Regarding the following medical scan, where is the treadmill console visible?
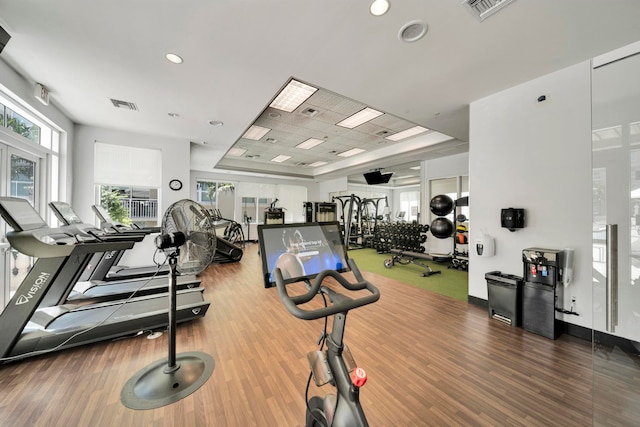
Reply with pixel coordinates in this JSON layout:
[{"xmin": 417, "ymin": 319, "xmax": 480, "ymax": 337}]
[{"xmin": 0, "ymin": 197, "xmax": 49, "ymax": 231}]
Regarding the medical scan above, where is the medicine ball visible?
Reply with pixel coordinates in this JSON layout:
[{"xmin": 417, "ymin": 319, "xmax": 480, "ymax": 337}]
[
  {"xmin": 430, "ymin": 194, "xmax": 454, "ymax": 216},
  {"xmin": 430, "ymin": 217, "xmax": 454, "ymax": 239}
]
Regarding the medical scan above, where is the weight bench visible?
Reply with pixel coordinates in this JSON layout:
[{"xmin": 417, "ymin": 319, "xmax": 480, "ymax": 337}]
[{"xmin": 383, "ymin": 249, "xmax": 451, "ymax": 277}]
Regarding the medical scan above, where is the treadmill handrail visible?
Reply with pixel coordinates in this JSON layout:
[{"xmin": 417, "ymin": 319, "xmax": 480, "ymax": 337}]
[{"xmin": 6, "ymin": 228, "xmax": 135, "ymax": 258}]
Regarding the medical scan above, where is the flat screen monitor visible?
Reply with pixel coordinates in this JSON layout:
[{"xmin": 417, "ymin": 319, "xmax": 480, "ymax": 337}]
[
  {"xmin": 257, "ymin": 221, "xmax": 349, "ymax": 288},
  {"xmin": 363, "ymin": 171, "xmax": 393, "ymax": 185},
  {"xmin": 49, "ymin": 201, "xmax": 84, "ymax": 225},
  {"xmin": 0, "ymin": 197, "xmax": 48, "ymax": 231}
]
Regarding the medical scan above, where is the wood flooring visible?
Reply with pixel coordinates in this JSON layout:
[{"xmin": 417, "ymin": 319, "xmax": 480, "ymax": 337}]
[{"xmin": 0, "ymin": 243, "xmax": 633, "ymax": 426}]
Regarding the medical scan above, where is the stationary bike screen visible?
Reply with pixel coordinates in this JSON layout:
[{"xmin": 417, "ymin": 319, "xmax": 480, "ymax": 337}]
[{"xmin": 257, "ymin": 222, "xmax": 348, "ymax": 288}]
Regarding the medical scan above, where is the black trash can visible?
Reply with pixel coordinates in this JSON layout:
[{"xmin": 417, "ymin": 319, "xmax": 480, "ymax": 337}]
[{"xmin": 485, "ymin": 271, "xmax": 523, "ymax": 327}]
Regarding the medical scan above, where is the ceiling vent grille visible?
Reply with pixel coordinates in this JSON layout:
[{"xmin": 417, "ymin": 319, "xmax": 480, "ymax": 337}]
[
  {"xmin": 463, "ymin": 0, "xmax": 515, "ymax": 21},
  {"xmin": 300, "ymin": 107, "xmax": 320, "ymax": 118},
  {"xmin": 110, "ymin": 98, "xmax": 138, "ymax": 111}
]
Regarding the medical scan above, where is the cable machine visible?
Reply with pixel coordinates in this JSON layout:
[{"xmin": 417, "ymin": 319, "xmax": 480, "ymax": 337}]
[
  {"xmin": 332, "ymin": 194, "xmax": 363, "ymax": 250},
  {"xmin": 361, "ymin": 196, "xmax": 388, "ymax": 243}
]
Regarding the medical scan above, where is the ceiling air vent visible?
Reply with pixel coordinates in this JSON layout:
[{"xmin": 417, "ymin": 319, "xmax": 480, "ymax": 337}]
[
  {"xmin": 110, "ymin": 98, "xmax": 138, "ymax": 111},
  {"xmin": 463, "ymin": 0, "xmax": 516, "ymax": 21},
  {"xmin": 300, "ymin": 107, "xmax": 320, "ymax": 118}
]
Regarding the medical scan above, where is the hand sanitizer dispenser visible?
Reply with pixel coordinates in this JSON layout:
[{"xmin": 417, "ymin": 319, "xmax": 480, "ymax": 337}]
[{"xmin": 475, "ymin": 234, "xmax": 495, "ymax": 257}]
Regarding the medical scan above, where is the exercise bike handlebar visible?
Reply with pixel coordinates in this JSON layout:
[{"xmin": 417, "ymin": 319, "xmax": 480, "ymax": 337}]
[{"xmin": 274, "ymin": 258, "xmax": 380, "ymax": 321}]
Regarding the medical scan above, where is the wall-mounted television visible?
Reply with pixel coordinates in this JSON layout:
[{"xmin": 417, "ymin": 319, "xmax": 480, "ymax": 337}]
[
  {"xmin": 257, "ymin": 221, "xmax": 349, "ymax": 288},
  {"xmin": 363, "ymin": 171, "xmax": 392, "ymax": 185}
]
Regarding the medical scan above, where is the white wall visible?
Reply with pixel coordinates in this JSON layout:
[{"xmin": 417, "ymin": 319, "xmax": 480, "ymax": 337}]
[
  {"xmin": 469, "ymin": 61, "xmax": 593, "ymax": 329},
  {"xmin": 314, "ymin": 176, "xmax": 348, "ymax": 202},
  {"xmin": 73, "ymin": 125, "xmax": 191, "ymax": 226}
]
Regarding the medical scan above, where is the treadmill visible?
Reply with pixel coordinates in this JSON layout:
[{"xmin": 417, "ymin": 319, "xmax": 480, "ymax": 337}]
[
  {"xmin": 48, "ymin": 201, "xmax": 201, "ymax": 300},
  {"xmin": 0, "ymin": 197, "xmax": 210, "ymax": 363},
  {"xmin": 88, "ymin": 204, "xmax": 170, "ymax": 281}
]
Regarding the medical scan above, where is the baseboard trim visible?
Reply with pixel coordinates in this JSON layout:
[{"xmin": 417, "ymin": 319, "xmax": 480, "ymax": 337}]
[{"xmin": 466, "ymin": 296, "xmax": 630, "ymax": 346}]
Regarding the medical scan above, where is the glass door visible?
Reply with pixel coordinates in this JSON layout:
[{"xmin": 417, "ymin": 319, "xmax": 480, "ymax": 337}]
[
  {"xmin": 0, "ymin": 144, "xmax": 8, "ymax": 309},
  {"xmin": 1, "ymin": 147, "xmax": 40, "ymax": 308},
  {"xmin": 592, "ymin": 49, "xmax": 640, "ymax": 425}
]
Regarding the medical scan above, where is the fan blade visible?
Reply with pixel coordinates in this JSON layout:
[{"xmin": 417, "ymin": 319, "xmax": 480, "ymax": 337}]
[{"xmin": 172, "ymin": 206, "xmax": 190, "ymax": 232}]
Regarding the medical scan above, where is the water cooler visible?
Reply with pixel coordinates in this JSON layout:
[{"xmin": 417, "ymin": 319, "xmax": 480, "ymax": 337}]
[{"xmin": 522, "ymin": 248, "xmax": 564, "ymax": 339}]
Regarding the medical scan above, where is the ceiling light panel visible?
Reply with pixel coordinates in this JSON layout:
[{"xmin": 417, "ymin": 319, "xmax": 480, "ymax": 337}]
[
  {"xmin": 227, "ymin": 147, "xmax": 247, "ymax": 157},
  {"xmin": 242, "ymin": 125, "xmax": 271, "ymax": 140},
  {"xmin": 271, "ymin": 154, "xmax": 292, "ymax": 163},
  {"xmin": 337, "ymin": 148, "xmax": 365, "ymax": 157},
  {"xmin": 309, "ymin": 161, "xmax": 328, "ymax": 167},
  {"xmin": 337, "ymin": 107, "xmax": 384, "ymax": 129},
  {"xmin": 385, "ymin": 126, "xmax": 429, "ymax": 141},
  {"xmin": 296, "ymin": 138, "xmax": 324, "ymax": 150},
  {"xmin": 270, "ymin": 80, "xmax": 318, "ymax": 113}
]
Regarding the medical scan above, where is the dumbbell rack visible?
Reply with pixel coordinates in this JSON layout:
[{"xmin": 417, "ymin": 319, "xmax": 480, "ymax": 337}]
[{"xmin": 373, "ymin": 222, "xmax": 429, "ymax": 254}]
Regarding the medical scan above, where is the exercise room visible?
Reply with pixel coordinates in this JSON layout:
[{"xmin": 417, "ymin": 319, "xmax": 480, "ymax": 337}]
[{"xmin": 1, "ymin": 2, "xmax": 640, "ymax": 426}]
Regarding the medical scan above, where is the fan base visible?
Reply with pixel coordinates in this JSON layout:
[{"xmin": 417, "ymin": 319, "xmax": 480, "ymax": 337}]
[{"xmin": 121, "ymin": 351, "xmax": 214, "ymax": 410}]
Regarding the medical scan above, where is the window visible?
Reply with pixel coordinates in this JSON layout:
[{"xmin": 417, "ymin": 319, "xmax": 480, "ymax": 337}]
[
  {"xmin": 98, "ymin": 185, "xmax": 159, "ymax": 227},
  {"xmin": 399, "ymin": 191, "xmax": 420, "ymax": 223},
  {"xmin": 238, "ymin": 182, "xmax": 306, "ymax": 224},
  {"xmin": 196, "ymin": 180, "xmax": 235, "ymax": 220},
  {"xmin": 1, "ymin": 102, "xmax": 41, "ymax": 144}
]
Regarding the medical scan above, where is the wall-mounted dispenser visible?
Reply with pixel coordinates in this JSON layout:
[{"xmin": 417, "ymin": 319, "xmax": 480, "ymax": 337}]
[
  {"xmin": 475, "ymin": 234, "xmax": 495, "ymax": 257},
  {"xmin": 501, "ymin": 208, "xmax": 525, "ymax": 231}
]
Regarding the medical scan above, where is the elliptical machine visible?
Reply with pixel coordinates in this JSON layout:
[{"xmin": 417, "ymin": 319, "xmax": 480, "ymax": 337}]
[{"xmin": 274, "ymin": 258, "xmax": 381, "ymax": 426}]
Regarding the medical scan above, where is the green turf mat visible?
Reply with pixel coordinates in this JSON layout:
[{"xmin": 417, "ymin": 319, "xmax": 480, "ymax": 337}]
[{"xmin": 347, "ymin": 249, "xmax": 468, "ymax": 302}]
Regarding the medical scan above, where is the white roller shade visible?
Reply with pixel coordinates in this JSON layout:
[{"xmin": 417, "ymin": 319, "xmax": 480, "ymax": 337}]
[{"xmin": 94, "ymin": 142, "xmax": 162, "ymax": 187}]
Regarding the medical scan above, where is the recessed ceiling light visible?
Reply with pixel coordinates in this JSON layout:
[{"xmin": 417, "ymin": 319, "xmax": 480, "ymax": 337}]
[
  {"xmin": 386, "ymin": 126, "xmax": 429, "ymax": 141},
  {"xmin": 271, "ymin": 154, "xmax": 291, "ymax": 163},
  {"xmin": 296, "ymin": 138, "xmax": 324, "ymax": 150},
  {"xmin": 370, "ymin": 0, "xmax": 390, "ymax": 16},
  {"xmin": 242, "ymin": 125, "xmax": 271, "ymax": 140},
  {"xmin": 309, "ymin": 161, "xmax": 328, "ymax": 167},
  {"xmin": 337, "ymin": 148, "xmax": 366, "ymax": 157},
  {"xmin": 270, "ymin": 79, "xmax": 318, "ymax": 112},
  {"xmin": 265, "ymin": 137, "xmax": 278, "ymax": 144},
  {"xmin": 209, "ymin": 120, "xmax": 224, "ymax": 127},
  {"xmin": 410, "ymin": 166, "xmax": 421, "ymax": 170},
  {"xmin": 165, "ymin": 53, "xmax": 183, "ymax": 64},
  {"xmin": 337, "ymin": 107, "xmax": 384, "ymax": 129},
  {"xmin": 227, "ymin": 147, "xmax": 247, "ymax": 157}
]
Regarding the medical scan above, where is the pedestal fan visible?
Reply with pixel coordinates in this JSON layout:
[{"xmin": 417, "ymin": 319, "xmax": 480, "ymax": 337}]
[{"xmin": 121, "ymin": 199, "xmax": 216, "ymax": 409}]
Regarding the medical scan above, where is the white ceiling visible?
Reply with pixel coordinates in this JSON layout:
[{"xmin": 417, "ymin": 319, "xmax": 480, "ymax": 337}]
[{"xmin": 1, "ymin": 0, "xmax": 640, "ymax": 186}]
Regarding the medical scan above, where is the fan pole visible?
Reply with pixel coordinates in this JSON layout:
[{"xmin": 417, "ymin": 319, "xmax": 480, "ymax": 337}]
[
  {"xmin": 120, "ymin": 248, "xmax": 215, "ymax": 410},
  {"xmin": 166, "ymin": 251, "xmax": 178, "ymax": 372}
]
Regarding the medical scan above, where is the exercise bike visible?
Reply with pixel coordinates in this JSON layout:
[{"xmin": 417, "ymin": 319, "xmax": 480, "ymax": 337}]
[{"xmin": 274, "ymin": 259, "xmax": 381, "ymax": 427}]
